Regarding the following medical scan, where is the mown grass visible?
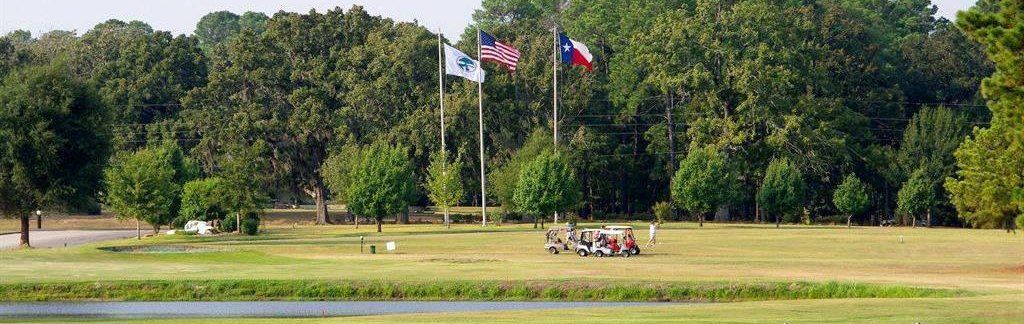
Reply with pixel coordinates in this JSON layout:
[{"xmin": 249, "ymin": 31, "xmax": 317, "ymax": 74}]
[{"xmin": 0, "ymin": 279, "xmax": 965, "ymax": 302}]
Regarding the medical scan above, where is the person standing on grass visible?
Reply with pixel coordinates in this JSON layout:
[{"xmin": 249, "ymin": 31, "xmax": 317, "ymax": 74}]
[{"xmin": 646, "ymin": 220, "xmax": 659, "ymax": 247}]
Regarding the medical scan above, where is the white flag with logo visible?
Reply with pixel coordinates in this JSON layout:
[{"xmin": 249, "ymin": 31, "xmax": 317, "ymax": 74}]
[{"xmin": 444, "ymin": 44, "xmax": 485, "ymax": 83}]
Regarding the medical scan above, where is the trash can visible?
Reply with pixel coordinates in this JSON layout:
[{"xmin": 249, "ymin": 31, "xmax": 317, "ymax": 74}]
[{"xmin": 370, "ymin": 245, "xmax": 376, "ymax": 254}]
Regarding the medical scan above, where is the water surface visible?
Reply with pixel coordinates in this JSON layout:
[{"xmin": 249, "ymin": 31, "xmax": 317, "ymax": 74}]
[{"xmin": 0, "ymin": 301, "xmax": 671, "ymax": 318}]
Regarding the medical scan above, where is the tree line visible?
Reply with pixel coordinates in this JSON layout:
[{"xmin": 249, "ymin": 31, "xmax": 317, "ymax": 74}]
[{"xmin": 1, "ymin": 0, "xmax": 1021, "ymax": 245}]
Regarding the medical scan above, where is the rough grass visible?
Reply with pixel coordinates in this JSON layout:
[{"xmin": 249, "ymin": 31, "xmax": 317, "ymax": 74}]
[{"xmin": 0, "ymin": 279, "xmax": 964, "ymax": 302}]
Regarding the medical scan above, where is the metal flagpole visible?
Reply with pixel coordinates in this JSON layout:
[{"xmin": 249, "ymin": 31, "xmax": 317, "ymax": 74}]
[
  {"xmin": 552, "ymin": 27, "xmax": 559, "ymax": 149},
  {"xmin": 552, "ymin": 26, "xmax": 559, "ymax": 225},
  {"xmin": 438, "ymin": 29, "xmax": 449, "ymax": 229},
  {"xmin": 437, "ymin": 30, "xmax": 446, "ymax": 158},
  {"xmin": 476, "ymin": 26, "xmax": 488, "ymax": 227}
]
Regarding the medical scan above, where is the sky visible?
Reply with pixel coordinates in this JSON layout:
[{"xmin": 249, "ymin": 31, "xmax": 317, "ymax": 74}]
[{"xmin": 0, "ymin": 0, "xmax": 977, "ymax": 39}]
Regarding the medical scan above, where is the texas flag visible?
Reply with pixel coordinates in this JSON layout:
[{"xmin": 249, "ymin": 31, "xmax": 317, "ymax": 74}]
[{"xmin": 558, "ymin": 33, "xmax": 593, "ymax": 71}]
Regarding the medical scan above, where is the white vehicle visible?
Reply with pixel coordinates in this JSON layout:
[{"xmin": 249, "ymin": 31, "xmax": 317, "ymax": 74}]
[
  {"xmin": 576, "ymin": 228, "xmax": 636, "ymax": 257},
  {"xmin": 601, "ymin": 225, "xmax": 641, "ymax": 255},
  {"xmin": 544, "ymin": 227, "xmax": 572, "ymax": 254}
]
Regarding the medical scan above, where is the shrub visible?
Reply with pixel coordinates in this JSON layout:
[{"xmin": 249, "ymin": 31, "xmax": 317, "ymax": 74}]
[
  {"xmin": 241, "ymin": 215, "xmax": 260, "ymax": 235},
  {"xmin": 220, "ymin": 214, "xmax": 237, "ymax": 233},
  {"xmin": 652, "ymin": 201, "xmax": 672, "ymax": 223},
  {"xmin": 179, "ymin": 177, "xmax": 228, "ymax": 223}
]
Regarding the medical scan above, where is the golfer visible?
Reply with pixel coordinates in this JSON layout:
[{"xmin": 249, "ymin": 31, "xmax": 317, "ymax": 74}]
[{"xmin": 646, "ymin": 220, "xmax": 659, "ymax": 247}]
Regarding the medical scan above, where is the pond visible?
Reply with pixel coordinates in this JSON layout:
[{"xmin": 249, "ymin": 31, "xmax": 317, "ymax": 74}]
[{"xmin": 0, "ymin": 301, "xmax": 672, "ymax": 318}]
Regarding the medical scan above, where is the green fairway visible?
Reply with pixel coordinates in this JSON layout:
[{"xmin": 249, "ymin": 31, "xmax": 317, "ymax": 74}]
[
  {"xmin": 1, "ymin": 222, "xmax": 1021, "ymax": 321},
  {"xmin": 1, "ymin": 223, "xmax": 1020, "ymax": 292}
]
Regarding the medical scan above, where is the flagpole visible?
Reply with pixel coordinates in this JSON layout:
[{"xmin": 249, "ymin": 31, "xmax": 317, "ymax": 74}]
[
  {"xmin": 438, "ymin": 29, "xmax": 450, "ymax": 229},
  {"xmin": 552, "ymin": 27, "xmax": 559, "ymax": 149},
  {"xmin": 437, "ymin": 30, "xmax": 445, "ymax": 158},
  {"xmin": 552, "ymin": 25, "xmax": 559, "ymax": 225},
  {"xmin": 476, "ymin": 26, "xmax": 488, "ymax": 227}
]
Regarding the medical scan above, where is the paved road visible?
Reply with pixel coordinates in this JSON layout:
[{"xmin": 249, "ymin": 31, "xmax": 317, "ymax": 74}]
[{"xmin": 0, "ymin": 230, "xmax": 137, "ymax": 249}]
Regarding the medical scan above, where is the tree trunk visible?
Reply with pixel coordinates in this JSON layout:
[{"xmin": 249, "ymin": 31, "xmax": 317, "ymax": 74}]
[
  {"xmin": 376, "ymin": 217, "xmax": 382, "ymax": 233},
  {"xmin": 313, "ymin": 179, "xmax": 330, "ymax": 225},
  {"xmin": 444, "ymin": 208, "xmax": 450, "ymax": 229},
  {"xmin": 776, "ymin": 214, "xmax": 780, "ymax": 228},
  {"xmin": 698, "ymin": 213, "xmax": 704, "ymax": 227},
  {"xmin": 399, "ymin": 208, "xmax": 409, "ymax": 224},
  {"xmin": 36, "ymin": 214, "xmax": 41, "ymax": 229},
  {"xmin": 19, "ymin": 215, "xmax": 30, "ymax": 247},
  {"xmin": 847, "ymin": 214, "xmax": 852, "ymax": 227},
  {"xmin": 136, "ymin": 219, "xmax": 141, "ymax": 240},
  {"xmin": 236, "ymin": 212, "xmax": 241, "ymax": 233},
  {"xmin": 926, "ymin": 210, "xmax": 931, "ymax": 228},
  {"xmin": 755, "ymin": 201, "xmax": 760, "ymax": 223},
  {"xmin": 355, "ymin": 214, "xmax": 359, "ymax": 229}
]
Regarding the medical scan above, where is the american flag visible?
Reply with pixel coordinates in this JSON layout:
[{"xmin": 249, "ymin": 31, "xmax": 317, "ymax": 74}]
[{"xmin": 480, "ymin": 30, "xmax": 521, "ymax": 71}]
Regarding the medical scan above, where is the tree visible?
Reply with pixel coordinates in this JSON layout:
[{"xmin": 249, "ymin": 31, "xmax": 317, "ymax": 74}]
[
  {"xmin": 426, "ymin": 151, "xmax": 464, "ymax": 228},
  {"xmin": 0, "ymin": 62, "xmax": 110, "ymax": 247},
  {"xmin": 346, "ymin": 142, "xmax": 415, "ymax": 233},
  {"xmin": 899, "ymin": 168, "xmax": 936, "ymax": 227},
  {"xmin": 512, "ymin": 150, "xmax": 581, "ymax": 228},
  {"xmin": 77, "ymin": 19, "xmax": 207, "ymax": 151},
  {"xmin": 896, "ymin": 106, "xmax": 970, "ymax": 225},
  {"xmin": 833, "ymin": 175, "xmax": 870, "ymax": 227},
  {"xmin": 671, "ymin": 146, "xmax": 733, "ymax": 227},
  {"xmin": 946, "ymin": 0, "xmax": 1024, "ymax": 230},
  {"xmin": 758, "ymin": 158, "xmax": 804, "ymax": 227},
  {"xmin": 178, "ymin": 177, "xmax": 228, "ymax": 226},
  {"xmin": 104, "ymin": 147, "xmax": 178, "ymax": 238},
  {"xmin": 194, "ymin": 11, "xmax": 240, "ymax": 53}
]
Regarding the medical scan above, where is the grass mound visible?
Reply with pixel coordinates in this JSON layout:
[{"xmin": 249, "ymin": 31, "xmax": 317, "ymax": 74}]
[{"xmin": 0, "ymin": 280, "xmax": 966, "ymax": 302}]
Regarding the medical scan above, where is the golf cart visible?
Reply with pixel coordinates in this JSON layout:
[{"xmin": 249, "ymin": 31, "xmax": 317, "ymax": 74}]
[
  {"xmin": 601, "ymin": 225, "xmax": 641, "ymax": 255},
  {"xmin": 576, "ymin": 228, "xmax": 637, "ymax": 257},
  {"xmin": 544, "ymin": 227, "xmax": 573, "ymax": 254}
]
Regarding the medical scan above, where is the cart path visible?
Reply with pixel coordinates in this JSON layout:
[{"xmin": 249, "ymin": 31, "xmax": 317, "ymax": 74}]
[
  {"xmin": 0, "ymin": 301, "xmax": 672, "ymax": 318},
  {"xmin": 0, "ymin": 229, "xmax": 137, "ymax": 249}
]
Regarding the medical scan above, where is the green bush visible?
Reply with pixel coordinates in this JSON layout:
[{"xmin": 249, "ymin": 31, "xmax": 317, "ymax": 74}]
[
  {"xmin": 652, "ymin": 201, "xmax": 672, "ymax": 223},
  {"xmin": 179, "ymin": 177, "xmax": 228, "ymax": 223},
  {"xmin": 1016, "ymin": 215, "xmax": 1023, "ymax": 231},
  {"xmin": 220, "ymin": 214, "xmax": 237, "ymax": 232},
  {"xmin": 241, "ymin": 215, "xmax": 260, "ymax": 235}
]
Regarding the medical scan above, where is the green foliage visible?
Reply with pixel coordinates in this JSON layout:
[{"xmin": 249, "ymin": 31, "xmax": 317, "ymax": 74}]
[
  {"xmin": 0, "ymin": 61, "xmax": 111, "ymax": 233},
  {"xmin": 671, "ymin": 146, "xmax": 734, "ymax": 224},
  {"xmin": 178, "ymin": 177, "xmax": 228, "ymax": 225},
  {"xmin": 321, "ymin": 144, "xmax": 360, "ymax": 204},
  {"xmin": 651, "ymin": 201, "xmax": 671, "ymax": 223},
  {"xmin": 758, "ymin": 158, "xmax": 804, "ymax": 224},
  {"xmin": 345, "ymin": 141, "xmax": 415, "ymax": 232},
  {"xmin": 833, "ymin": 175, "xmax": 870, "ymax": 219},
  {"xmin": 241, "ymin": 214, "xmax": 260, "ymax": 235},
  {"xmin": 490, "ymin": 130, "xmax": 552, "ymax": 211},
  {"xmin": 104, "ymin": 147, "xmax": 179, "ymax": 232},
  {"xmin": 898, "ymin": 168, "xmax": 936, "ymax": 222},
  {"xmin": 425, "ymin": 150, "xmax": 464, "ymax": 215},
  {"xmin": 0, "ymin": 279, "xmax": 960, "ymax": 302},
  {"xmin": 77, "ymin": 19, "xmax": 207, "ymax": 151},
  {"xmin": 220, "ymin": 214, "xmax": 237, "ymax": 233},
  {"xmin": 512, "ymin": 150, "xmax": 581, "ymax": 219},
  {"xmin": 946, "ymin": 0, "xmax": 1024, "ymax": 229}
]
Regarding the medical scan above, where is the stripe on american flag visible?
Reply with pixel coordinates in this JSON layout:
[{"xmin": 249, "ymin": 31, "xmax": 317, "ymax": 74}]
[{"xmin": 480, "ymin": 31, "xmax": 521, "ymax": 71}]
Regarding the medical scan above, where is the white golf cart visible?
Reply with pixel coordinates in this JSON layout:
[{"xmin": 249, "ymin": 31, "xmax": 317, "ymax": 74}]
[
  {"xmin": 544, "ymin": 227, "xmax": 572, "ymax": 254},
  {"xmin": 601, "ymin": 225, "xmax": 641, "ymax": 255},
  {"xmin": 576, "ymin": 228, "xmax": 637, "ymax": 257}
]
